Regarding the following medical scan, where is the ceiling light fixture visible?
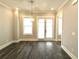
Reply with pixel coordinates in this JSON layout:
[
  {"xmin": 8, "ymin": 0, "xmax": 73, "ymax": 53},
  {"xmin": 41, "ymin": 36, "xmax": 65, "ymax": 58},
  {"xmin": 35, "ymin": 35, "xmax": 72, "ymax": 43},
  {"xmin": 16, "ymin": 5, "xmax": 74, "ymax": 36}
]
[
  {"xmin": 51, "ymin": 8, "xmax": 54, "ymax": 10},
  {"xmin": 15, "ymin": 8, "xmax": 19, "ymax": 15},
  {"xmin": 16, "ymin": 8, "xmax": 19, "ymax": 10},
  {"xmin": 29, "ymin": 0, "xmax": 34, "ymax": 16}
]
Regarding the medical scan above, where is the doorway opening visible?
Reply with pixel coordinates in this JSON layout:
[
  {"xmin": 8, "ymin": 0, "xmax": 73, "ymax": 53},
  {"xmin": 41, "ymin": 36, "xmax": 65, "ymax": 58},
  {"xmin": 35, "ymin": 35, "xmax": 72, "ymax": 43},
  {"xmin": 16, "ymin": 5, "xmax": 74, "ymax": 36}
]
[{"xmin": 37, "ymin": 16, "xmax": 54, "ymax": 41}]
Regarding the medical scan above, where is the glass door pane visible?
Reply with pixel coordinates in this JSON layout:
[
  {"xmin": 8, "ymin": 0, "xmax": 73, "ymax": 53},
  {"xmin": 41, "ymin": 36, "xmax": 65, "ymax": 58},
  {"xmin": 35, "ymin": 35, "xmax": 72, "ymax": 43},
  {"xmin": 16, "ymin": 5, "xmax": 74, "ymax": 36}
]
[
  {"xmin": 46, "ymin": 19, "xmax": 53, "ymax": 38},
  {"xmin": 37, "ymin": 18, "xmax": 45, "ymax": 39}
]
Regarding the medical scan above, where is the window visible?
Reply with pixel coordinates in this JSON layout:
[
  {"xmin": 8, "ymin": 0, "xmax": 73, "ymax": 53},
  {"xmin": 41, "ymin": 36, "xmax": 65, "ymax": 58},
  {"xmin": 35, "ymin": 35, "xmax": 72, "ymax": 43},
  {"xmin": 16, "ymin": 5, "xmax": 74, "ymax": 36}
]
[{"xmin": 23, "ymin": 17, "xmax": 34, "ymax": 35}]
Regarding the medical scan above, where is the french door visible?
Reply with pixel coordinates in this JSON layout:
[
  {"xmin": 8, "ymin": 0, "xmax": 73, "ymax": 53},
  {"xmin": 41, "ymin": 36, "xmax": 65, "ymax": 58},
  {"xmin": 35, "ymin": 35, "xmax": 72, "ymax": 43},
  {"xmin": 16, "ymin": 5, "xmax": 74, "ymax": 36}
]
[
  {"xmin": 37, "ymin": 18, "xmax": 45, "ymax": 39},
  {"xmin": 37, "ymin": 17, "xmax": 54, "ymax": 40}
]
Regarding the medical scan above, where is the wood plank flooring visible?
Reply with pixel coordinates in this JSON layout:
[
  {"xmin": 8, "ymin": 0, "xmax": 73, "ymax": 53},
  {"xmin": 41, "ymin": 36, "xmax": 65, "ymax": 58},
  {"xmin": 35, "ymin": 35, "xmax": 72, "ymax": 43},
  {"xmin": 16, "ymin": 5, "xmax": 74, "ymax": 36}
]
[{"xmin": 0, "ymin": 42, "xmax": 71, "ymax": 59}]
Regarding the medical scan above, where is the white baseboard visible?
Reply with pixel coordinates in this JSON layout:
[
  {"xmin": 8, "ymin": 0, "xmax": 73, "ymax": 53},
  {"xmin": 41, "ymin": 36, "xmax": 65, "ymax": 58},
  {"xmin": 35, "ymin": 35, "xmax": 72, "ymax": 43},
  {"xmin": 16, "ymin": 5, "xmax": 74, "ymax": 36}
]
[
  {"xmin": 19, "ymin": 39, "xmax": 58, "ymax": 41},
  {"xmin": 61, "ymin": 45, "xmax": 78, "ymax": 59},
  {"xmin": 0, "ymin": 41, "xmax": 15, "ymax": 50},
  {"xmin": 0, "ymin": 39, "xmax": 61, "ymax": 51},
  {"xmin": 0, "ymin": 39, "xmax": 41, "ymax": 50},
  {"xmin": 19, "ymin": 39, "xmax": 38, "ymax": 41},
  {"xmin": 13, "ymin": 40, "xmax": 21, "ymax": 43}
]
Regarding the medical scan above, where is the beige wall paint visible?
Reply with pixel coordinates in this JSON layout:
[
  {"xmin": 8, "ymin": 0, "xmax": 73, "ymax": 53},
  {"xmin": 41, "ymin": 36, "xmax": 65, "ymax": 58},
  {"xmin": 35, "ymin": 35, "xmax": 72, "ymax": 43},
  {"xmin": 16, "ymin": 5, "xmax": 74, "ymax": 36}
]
[
  {"xmin": 0, "ymin": 5, "xmax": 13, "ymax": 45},
  {"xmin": 56, "ymin": 9, "xmax": 63, "ymax": 41},
  {"xmin": 62, "ymin": 0, "xmax": 78, "ymax": 58},
  {"xmin": 13, "ymin": 9, "xmax": 20, "ymax": 40}
]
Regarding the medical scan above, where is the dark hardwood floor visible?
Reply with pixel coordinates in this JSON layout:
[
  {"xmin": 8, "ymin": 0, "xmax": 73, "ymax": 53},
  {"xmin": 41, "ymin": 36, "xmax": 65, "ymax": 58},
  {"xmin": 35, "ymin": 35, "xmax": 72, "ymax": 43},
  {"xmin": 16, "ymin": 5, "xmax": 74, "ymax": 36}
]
[{"xmin": 0, "ymin": 41, "xmax": 71, "ymax": 59}]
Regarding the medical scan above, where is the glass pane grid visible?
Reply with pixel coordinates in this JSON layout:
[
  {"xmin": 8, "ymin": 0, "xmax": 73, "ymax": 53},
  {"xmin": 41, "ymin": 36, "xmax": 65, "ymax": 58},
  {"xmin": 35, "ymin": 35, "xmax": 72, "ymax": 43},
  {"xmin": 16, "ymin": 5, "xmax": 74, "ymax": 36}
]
[{"xmin": 23, "ymin": 17, "xmax": 33, "ymax": 35}]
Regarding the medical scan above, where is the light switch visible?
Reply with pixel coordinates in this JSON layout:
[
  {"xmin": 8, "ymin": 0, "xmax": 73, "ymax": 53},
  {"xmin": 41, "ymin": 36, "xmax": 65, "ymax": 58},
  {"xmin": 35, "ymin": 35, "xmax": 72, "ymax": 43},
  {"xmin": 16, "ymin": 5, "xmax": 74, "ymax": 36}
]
[{"xmin": 72, "ymin": 32, "xmax": 76, "ymax": 36}]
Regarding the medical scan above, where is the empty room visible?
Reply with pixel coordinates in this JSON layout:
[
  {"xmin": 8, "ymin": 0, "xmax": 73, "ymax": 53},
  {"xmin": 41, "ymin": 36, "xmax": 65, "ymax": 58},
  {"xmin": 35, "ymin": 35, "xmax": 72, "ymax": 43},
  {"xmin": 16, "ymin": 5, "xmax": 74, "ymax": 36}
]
[{"xmin": 0, "ymin": 0, "xmax": 78, "ymax": 59}]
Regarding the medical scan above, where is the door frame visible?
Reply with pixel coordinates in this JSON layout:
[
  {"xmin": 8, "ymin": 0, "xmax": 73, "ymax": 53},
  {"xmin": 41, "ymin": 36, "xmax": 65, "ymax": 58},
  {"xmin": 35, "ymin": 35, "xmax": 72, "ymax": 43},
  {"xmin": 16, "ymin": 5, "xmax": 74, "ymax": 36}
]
[{"xmin": 37, "ymin": 16, "xmax": 54, "ymax": 41}]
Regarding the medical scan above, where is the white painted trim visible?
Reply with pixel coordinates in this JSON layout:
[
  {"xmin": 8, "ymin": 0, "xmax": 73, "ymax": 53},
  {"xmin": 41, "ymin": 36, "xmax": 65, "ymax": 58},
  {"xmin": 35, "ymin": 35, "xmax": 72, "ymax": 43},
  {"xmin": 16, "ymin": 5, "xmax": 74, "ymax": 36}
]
[
  {"xmin": 19, "ymin": 39, "xmax": 38, "ymax": 41},
  {"xmin": 0, "ymin": 39, "xmax": 60, "ymax": 50},
  {"xmin": 61, "ymin": 45, "xmax": 78, "ymax": 59},
  {"xmin": 57, "ymin": 39, "xmax": 61, "ymax": 41},
  {"xmin": 13, "ymin": 40, "xmax": 19, "ymax": 42},
  {"xmin": 0, "ymin": 1, "xmax": 11, "ymax": 9},
  {"xmin": 0, "ymin": 41, "xmax": 14, "ymax": 50},
  {"xmin": 58, "ymin": 0, "xmax": 69, "ymax": 10},
  {"xmin": 19, "ymin": 39, "xmax": 57, "ymax": 41},
  {"xmin": 0, "ymin": 40, "xmax": 21, "ymax": 50},
  {"xmin": 72, "ymin": 0, "xmax": 78, "ymax": 5}
]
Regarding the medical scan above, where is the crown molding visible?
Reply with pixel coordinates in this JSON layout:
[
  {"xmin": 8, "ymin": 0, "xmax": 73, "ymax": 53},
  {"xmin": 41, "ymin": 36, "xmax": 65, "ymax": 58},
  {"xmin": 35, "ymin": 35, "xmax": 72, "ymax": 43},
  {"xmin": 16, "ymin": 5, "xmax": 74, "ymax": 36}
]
[
  {"xmin": 72, "ymin": 0, "xmax": 78, "ymax": 5},
  {"xmin": 58, "ymin": 0, "xmax": 69, "ymax": 10},
  {"xmin": 0, "ymin": 1, "xmax": 11, "ymax": 9}
]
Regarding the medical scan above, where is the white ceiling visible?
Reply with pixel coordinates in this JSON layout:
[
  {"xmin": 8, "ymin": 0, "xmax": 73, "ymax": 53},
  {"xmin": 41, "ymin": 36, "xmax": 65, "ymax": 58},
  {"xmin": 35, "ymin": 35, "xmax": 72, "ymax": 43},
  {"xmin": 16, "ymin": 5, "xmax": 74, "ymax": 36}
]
[{"xmin": 0, "ymin": 0, "xmax": 66, "ymax": 12}]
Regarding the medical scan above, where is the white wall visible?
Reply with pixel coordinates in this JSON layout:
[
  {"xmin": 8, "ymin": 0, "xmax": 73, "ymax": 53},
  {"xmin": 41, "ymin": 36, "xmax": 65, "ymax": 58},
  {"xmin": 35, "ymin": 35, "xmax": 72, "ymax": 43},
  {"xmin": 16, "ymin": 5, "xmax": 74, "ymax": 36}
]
[
  {"xmin": 0, "ymin": 5, "xmax": 13, "ymax": 46},
  {"xmin": 62, "ymin": 0, "xmax": 78, "ymax": 58}
]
